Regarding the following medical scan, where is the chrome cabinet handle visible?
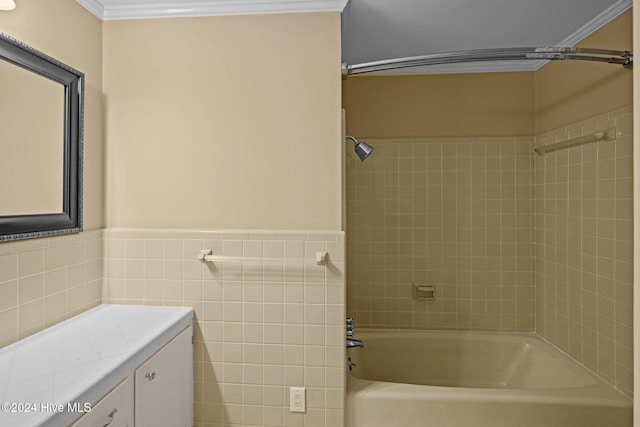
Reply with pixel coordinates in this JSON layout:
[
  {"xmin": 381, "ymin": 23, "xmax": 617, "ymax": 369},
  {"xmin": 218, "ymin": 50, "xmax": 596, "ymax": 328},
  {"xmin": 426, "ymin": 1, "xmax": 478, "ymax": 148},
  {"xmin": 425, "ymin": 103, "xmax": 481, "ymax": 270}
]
[
  {"xmin": 102, "ymin": 408, "xmax": 117, "ymax": 427},
  {"xmin": 145, "ymin": 371, "xmax": 156, "ymax": 381}
]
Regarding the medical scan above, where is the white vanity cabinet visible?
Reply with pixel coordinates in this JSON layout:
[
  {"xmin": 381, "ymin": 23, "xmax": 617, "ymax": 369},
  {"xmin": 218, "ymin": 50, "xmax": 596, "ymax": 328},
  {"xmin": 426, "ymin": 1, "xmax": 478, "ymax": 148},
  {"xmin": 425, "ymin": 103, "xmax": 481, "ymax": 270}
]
[
  {"xmin": 135, "ymin": 327, "xmax": 193, "ymax": 426},
  {"xmin": 0, "ymin": 304, "xmax": 194, "ymax": 427},
  {"xmin": 71, "ymin": 325, "xmax": 193, "ymax": 427}
]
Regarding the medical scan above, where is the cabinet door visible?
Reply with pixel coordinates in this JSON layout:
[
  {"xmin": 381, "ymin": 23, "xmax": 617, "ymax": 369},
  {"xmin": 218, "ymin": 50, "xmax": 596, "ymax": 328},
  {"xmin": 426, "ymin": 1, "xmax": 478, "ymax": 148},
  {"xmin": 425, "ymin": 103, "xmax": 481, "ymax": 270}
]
[
  {"xmin": 71, "ymin": 376, "xmax": 134, "ymax": 427},
  {"xmin": 135, "ymin": 326, "xmax": 193, "ymax": 427}
]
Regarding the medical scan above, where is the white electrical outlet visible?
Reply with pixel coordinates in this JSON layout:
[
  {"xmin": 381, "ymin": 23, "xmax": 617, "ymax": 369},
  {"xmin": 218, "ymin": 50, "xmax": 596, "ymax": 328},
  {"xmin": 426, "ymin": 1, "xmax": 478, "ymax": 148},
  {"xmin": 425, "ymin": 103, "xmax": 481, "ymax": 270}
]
[{"xmin": 290, "ymin": 387, "xmax": 306, "ymax": 412}]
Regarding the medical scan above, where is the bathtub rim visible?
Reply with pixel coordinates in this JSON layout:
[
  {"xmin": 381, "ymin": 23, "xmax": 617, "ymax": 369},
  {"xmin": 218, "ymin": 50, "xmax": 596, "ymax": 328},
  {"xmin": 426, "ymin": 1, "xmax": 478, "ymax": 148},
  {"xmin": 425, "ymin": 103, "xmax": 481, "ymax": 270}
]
[{"xmin": 346, "ymin": 329, "xmax": 632, "ymax": 408}]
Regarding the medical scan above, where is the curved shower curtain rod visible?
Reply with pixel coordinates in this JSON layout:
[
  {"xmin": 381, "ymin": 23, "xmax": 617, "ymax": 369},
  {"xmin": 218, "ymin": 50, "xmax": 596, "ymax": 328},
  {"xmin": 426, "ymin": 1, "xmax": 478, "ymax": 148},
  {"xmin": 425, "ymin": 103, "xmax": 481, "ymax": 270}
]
[{"xmin": 341, "ymin": 46, "xmax": 633, "ymax": 76}]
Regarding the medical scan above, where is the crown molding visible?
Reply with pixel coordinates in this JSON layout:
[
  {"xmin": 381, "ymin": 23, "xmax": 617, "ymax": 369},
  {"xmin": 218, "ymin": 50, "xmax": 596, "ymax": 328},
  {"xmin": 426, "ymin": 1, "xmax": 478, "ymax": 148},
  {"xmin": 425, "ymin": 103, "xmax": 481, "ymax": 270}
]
[
  {"xmin": 556, "ymin": 0, "xmax": 631, "ymax": 48},
  {"xmin": 75, "ymin": 0, "xmax": 104, "ymax": 18},
  {"xmin": 75, "ymin": 0, "xmax": 349, "ymax": 20}
]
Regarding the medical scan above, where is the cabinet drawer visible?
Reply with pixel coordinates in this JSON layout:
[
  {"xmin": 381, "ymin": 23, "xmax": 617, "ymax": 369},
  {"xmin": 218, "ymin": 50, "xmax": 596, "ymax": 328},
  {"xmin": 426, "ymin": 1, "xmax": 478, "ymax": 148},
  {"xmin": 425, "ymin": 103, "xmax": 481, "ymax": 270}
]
[{"xmin": 71, "ymin": 376, "xmax": 134, "ymax": 427}]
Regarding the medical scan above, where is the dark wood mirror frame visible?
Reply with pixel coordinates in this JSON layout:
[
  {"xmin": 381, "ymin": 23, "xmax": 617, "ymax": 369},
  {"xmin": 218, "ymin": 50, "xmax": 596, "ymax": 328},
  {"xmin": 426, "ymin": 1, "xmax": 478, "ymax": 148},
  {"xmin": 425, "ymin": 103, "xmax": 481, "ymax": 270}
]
[{"xmin": 0, "ymin": 33, "xmax": 83, "ymax": 242}]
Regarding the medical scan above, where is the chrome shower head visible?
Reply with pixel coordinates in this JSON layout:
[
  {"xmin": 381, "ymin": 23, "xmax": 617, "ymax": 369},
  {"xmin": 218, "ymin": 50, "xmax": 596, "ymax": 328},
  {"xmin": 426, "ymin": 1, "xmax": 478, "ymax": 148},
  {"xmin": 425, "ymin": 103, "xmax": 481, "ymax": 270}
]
[{"xmin": 346, "ymin": 135, "xmax": 374, "ymax": 161}]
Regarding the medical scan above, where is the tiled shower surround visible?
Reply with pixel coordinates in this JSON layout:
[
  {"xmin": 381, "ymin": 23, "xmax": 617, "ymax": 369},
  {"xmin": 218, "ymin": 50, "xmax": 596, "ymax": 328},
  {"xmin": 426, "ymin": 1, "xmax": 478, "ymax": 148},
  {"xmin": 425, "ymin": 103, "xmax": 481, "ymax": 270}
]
[
  {"xmin": 346, "ymin": 106, "xmax": 633, "ymax": 395},
  {"xmin": 346, "ymin": 136, "xmax": 535, "ymax": 331},
  {"xmin": 534, "ymin": 106, "xmax": 633, "ymax": 396},
  {"xmin": 103, "ymin": 229, "xmax": 345, "ymax": 427}
]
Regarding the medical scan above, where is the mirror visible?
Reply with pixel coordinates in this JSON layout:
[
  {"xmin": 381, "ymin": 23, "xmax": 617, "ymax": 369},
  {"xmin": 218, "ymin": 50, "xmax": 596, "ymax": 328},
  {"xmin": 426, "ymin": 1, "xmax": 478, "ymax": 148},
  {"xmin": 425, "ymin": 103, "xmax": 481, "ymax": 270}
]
[{"xmin": 0, "ymin": 33, "xmax": 83, "ymax": 242}]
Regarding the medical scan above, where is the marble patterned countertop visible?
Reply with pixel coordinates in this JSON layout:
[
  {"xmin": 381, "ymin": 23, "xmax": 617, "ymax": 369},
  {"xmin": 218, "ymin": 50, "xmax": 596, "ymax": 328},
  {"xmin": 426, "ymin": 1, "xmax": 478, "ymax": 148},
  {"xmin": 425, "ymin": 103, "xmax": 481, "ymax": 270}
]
[{"xmin": 0, "ymin": 304, "xmax": 193, "ymax": 427}]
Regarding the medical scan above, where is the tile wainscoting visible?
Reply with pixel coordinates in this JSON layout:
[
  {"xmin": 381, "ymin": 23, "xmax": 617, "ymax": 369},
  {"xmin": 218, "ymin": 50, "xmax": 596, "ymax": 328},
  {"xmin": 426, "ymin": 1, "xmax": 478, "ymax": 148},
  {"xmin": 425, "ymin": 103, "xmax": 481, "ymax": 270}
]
[
  {"xmin": 103, "ymin": 228, "xmax": 346, "ymax": 427},
  {"xmin": 0, "ymin": 230, "xmax": 103, "ymax": 347}
]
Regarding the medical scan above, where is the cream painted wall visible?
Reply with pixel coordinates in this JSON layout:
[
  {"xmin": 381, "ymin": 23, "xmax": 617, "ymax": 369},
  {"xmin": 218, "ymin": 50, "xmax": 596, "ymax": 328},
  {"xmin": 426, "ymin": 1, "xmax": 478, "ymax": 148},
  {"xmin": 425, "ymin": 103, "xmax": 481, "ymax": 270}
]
[
  {"xmin": 535, "ymin": 10, "xmax": 633, "ymax": 134},
  {"xmin": 342, "ymin": 72, "xmax": 535, "ymax": 138},
  {"xmin": 0, "ymin": 0, "xmax": 104, "ymax": 230},
  {"xmin": 103, "ymin": 12, "xmax": 343, "ymax": 230}
]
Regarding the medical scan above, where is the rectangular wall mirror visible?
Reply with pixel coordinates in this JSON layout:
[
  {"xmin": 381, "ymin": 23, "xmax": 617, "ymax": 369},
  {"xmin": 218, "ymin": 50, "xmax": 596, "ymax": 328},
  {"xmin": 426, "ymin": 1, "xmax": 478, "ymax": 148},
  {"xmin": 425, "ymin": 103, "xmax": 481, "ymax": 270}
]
[{"xmin": 0, "ymin": 33, "xmax": 83, "ymax": 242}]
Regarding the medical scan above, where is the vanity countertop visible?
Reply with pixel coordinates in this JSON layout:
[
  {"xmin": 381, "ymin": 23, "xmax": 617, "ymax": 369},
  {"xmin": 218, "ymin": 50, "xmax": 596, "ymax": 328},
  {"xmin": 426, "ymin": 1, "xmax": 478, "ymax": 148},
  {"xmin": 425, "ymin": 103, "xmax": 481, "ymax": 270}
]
[{"xmin": 0, "ymin": 304, "xmax": 193, "ymax": 427}]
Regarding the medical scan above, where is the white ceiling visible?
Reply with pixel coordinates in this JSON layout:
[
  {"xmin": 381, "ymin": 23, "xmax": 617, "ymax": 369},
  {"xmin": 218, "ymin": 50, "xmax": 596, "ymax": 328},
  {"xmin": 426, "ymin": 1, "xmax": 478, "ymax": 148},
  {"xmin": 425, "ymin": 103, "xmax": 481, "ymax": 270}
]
[
  {"xmin": 76, "ymin": 0, "xmax": 632, "ymax": 73},
  {"xmin": 341, "ymin": 0, "xmax": 632, "ymax": 73}
]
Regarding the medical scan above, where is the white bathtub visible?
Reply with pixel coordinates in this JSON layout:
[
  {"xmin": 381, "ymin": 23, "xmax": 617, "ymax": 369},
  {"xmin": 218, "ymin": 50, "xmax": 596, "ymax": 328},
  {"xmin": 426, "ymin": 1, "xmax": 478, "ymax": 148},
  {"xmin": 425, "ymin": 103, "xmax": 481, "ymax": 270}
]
[{"xmin": 346, "ymin": 330, "xmax": 631, "ymax": 427}]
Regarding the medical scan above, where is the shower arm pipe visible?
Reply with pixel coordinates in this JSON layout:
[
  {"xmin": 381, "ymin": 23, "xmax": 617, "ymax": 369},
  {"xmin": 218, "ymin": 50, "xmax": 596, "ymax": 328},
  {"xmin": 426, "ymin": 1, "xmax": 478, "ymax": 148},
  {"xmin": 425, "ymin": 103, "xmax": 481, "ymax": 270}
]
[{"xmin": 342, "ymin": 46, "xmax": 633, "ymax": 76}]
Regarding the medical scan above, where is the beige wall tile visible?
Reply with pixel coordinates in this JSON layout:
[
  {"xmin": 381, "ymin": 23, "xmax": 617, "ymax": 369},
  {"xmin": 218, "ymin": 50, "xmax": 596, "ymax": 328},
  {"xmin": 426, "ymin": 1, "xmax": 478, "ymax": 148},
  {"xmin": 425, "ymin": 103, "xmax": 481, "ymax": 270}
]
[
  {"xmin": 347, "ymin": 137, "xmax": 534, "ymax": 332},
  {"xmin": 0, "ymin": 254, "xmax": 17, "ymax": 283},
  {"xmin": 534, "ymin": 110, "xmax": 633, "ymax": 396},
  {"xmin": 0, "ymin": 232, "xmax": 103, "ymax": 345},
  {"xmin": 0, "ymin": 308, "xmax": 17, "ymax": 346},
  {"xmin": 103, "ymin": 229, "xmax": 345, "ymax": 427}
]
